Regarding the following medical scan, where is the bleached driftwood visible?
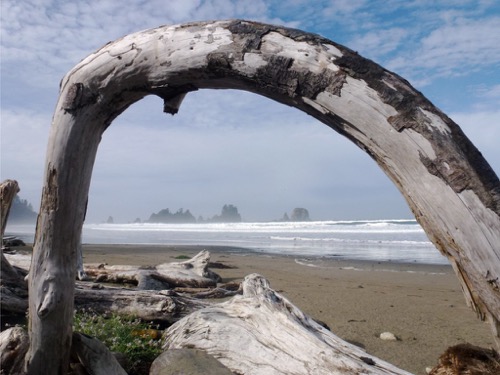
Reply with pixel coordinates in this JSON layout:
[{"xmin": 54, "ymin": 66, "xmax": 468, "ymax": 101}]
[
  {"xmin": 1, "ymin": 253, "xmax": 29, "ymax": 316},
  {"xmin": 0, "ymin": 327, "xmax": 128, "ymax": 375},
  {"xmin": 71, "ymin": 332, "xmax": 127, "ymax": 375},
  {"xmin": 0, "ymin": 179, "xmax": 19, "ymax": 243},
  {"xmin": 1, "ymin": 279, "xmax": 210, "ymax": 326},
  {"xmin": 84, "ymin": 250, "xmax": 221, "ymax": 289},
  {"xmin": 2, "ymin": 252, "xmax": 211, "ymax": 323},
  {"xmin": 74, "ymin": 285, "xmax": 209, "ymax": 323},
  {"xmin": 165, "ymin": 274, "xmax": 411, "ymax": 374},
  {"xmin": 27, "ymin": 19, "xmax": 500, "ymax": 373},
  {"xmin": 0, "ymin": 327, "xmax": 30, "ymax": 375}
]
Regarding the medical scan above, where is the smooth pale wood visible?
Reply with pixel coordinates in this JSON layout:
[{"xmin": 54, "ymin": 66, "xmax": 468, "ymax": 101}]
[
  {"xmin": 84, "ymin": 250, "xmax": 221, "ymax": 289},
  {"xmin": 3, "ymin": 252, "xmax": 210, "ymax": 323},
  {"xmin": 165, "ymin": 273, "xmax": 412, "ymax": 374},
  {"xmin": 74, "ymin": 284, "xmax": 209, "ymax": 322},
  {"xmin": 1, "ymin": 179, "xmax": 20, "ymax": 244},
  {"xmin": 0, "ymin": 327, "xmax": 30, "ymax": 375},
  {"xmin": 28, "ymin": 20, "xmax": 500, "ymax": 373},
  {"xmin": 71, "ymin": 332, "xmax": 127, "ymax": 375}
]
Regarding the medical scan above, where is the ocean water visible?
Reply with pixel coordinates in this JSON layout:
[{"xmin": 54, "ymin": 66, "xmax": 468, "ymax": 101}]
[{"xmin": 5, "ymin": 219, "xmax": 448, "ymax": 265}]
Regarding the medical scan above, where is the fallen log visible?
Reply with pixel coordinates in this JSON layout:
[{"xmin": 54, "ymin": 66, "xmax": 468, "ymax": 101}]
[
  {"xmin": 83, "ymin": 250, "xmax": 221, "ymax": 289},
  {"xmin": 173, "ymin": 281, "xmax": 241, "ymax": 299},
  {"xmin": 2, "ymin": 251, "xmax": 213, "ymax": 323},
  {"xmin": 1, "ymin": 252, "xmax": 29, "ymax": 317},
  {"xmin": 0, "ymin": 327, "xmax": 30, "ymax": 375},
  {"xmin": 74, "ymin": 284, "xmax": 209, "ymax": 323},
  {"xmin": 164, "ymin": 273, "xmax": 412, "ymax": 374},
  {"xmin": 0, "ymin": 327, "xmax": 128, "ymax": 375},
  {"xmin": 71, "ymin": 332, "xmax": 127, "ymax": 375}
]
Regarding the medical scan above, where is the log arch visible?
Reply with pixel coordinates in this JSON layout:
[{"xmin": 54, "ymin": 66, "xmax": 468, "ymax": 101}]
[{"xmin": 27, "ymin": 20, "xmax": 500, "ymax": 374}]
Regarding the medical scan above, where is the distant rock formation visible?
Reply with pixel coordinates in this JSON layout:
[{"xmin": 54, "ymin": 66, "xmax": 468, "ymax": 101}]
[
  {"xmin": 148, "ymin": 208, "xmax": 196, "ymax": 223},
  {"xmin": 290, "ymin": 208, "xmax": 310, "ymax": 221},
  {"xmin": 7, "ymin": 196, "xmax": 37, "ymax": 224},
  {"xmin": 210, "ymin": 204, "xmax": 241, "ymax": 223}
]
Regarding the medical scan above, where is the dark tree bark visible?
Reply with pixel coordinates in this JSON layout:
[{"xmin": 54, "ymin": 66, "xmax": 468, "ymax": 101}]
[{"xmin": 27, "ymin": 20, "xmax": 500, "ymax": 374}]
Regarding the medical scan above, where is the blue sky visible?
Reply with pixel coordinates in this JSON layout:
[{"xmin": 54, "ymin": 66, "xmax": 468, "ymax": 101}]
[{"xmin": 1, "ymin": 0, "xmax": 499, "ymax": 223}]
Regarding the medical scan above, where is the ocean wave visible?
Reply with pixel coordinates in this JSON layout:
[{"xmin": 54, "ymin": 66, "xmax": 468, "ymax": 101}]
[
  {"xmin": 269, "ymin": 236, "xmax": 431, "ymax": 246},
  {"xmin": 84, "ymin": 219, "xmax": 424, "ymax": 234}
]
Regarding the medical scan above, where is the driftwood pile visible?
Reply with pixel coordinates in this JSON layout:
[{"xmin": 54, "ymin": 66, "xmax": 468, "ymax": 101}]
[
  {"xmin": 4, "ymin": 248, "xmax": 500, "ymax": 374},
  {"xmin": 2, "ymin": 249, "xmax": 414, "ymax": 374}
]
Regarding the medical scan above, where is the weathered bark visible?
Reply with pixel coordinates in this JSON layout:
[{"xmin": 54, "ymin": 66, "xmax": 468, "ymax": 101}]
[
  {"xmin": 1, "ymin": 179, "xmax": 20, "ymax": 245},
  {"xmin": 165, "ymin": 273, "xmax": 411, "ymax": 374},
  {"xmin": 29, "ymin": 19, "xmax": 500, "ymax": 373}
]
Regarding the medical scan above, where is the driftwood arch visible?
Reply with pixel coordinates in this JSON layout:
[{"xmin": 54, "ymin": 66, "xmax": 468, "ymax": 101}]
[{"xmin": 27, "ymin": 20, "xmax": 500, "ymax": 373}]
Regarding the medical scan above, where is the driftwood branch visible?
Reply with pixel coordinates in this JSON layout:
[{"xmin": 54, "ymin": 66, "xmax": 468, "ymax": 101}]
[
  {"xmin": 71, "ymin": 332, "xmax": 127, "ymax": 375},
  {"xmin": 0, "ymin": 327, "xmax": 129, "ymax": 375},
  {"xmin": 74, "ymin": 284, "xmax": 209, "ymax": 323},
  {"xmin": 28, "ymin": 19, "xmax": 500, "ymax": 373},
  {"xmin": 3, "ymin": 251, "xmax": 219, "ymax": 323},
  {"xmin": 165, "ymin": 273, "xmax": 412, "ymax": 374},
  {"xmin": 84, "ymin": 249, "xmax": 221, "ymax": 289},
  {"xmin": 1, "ymin": 179, "xmax": 20, "ymax": 245},
  {"xmin": 0, "ymin": 327, "xmax": 30, "ymax": 375}
]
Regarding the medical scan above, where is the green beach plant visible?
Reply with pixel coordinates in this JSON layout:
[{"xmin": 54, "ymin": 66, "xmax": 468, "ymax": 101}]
[
  {"xmin": 73, "ymin": 309, "xmax": 164, "ymax": 374},
  {"xmin": 173, "ymin": 254, "xmax": 191, "ymax": 259}
]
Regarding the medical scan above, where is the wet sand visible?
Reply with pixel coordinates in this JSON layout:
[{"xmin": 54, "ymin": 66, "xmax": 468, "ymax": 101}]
[{"xmin": 81, "ymin": 244, "xmax": 493, "ymax": 374}]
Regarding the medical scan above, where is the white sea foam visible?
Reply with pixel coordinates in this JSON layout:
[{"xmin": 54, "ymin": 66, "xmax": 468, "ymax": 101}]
[{"xmin": 5, "ymin": 219, "xmax": 449, "ymax": 265}]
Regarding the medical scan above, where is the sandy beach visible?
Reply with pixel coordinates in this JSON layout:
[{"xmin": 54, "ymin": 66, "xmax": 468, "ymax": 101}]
[{"xmin": 79, "ymin": 243, "xmax": 494, "ymax": 375}]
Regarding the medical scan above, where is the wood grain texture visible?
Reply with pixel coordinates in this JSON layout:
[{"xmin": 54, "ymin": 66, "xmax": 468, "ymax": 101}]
[{"xmin": 165, "ymin": 273, "xmax": 412, "ymax": 374}]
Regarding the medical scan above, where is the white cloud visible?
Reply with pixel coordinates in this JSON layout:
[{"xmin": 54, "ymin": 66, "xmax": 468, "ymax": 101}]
[
  {"xmin": 478, "ymin": 84, "xmax": 500, "ymax": 99},
  {"xmin": 388, "ymin": 16, "xmax": 500, "ymax": 80},
  {"xmin": 348, "ymin": 27, "xmax": 409, "ymax": 58}
]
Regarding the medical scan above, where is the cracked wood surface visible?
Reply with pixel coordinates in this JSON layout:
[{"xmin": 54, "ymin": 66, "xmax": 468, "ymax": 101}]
[
  {"xmin": 28, "ymin": 20, "xmax": 500, "ymax": 374},
  {"xmin": 165, "ymin": 273, "xmax": 412, "ymax": 375}
]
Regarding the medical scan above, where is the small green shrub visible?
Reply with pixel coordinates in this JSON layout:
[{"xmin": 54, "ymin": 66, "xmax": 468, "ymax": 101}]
[
  {"xmin": 173, "ymin": 255, "xmax": 191, "ymax": 259},
  {"xmin": 74, "ymin": 309, "xmax": 164, "ymax": 374}
]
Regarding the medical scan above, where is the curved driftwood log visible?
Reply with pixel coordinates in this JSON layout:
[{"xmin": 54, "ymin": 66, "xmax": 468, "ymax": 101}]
[
  {"xmin": 165, "ymin": 273, "xmax": 411, "ymax": 374},
  {"xmin": 28, "ymin": 20, "xmax": 500, "ymax": 373}
]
